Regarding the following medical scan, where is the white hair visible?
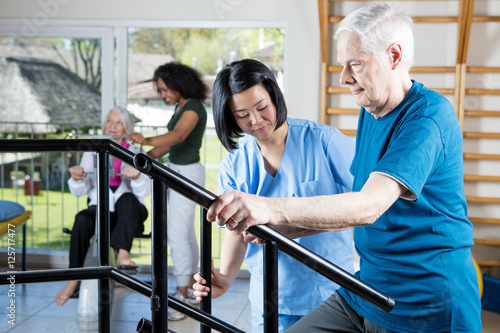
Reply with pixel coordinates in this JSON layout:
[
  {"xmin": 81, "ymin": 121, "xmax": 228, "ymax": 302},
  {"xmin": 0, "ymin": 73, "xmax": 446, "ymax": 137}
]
[
  {"xmin": 103, "ymin": 106, "xmax": 134, "ymax": 135},
  {"xmin": 334, "ymin": 4, "xmax": 414, "ymax": 70}
]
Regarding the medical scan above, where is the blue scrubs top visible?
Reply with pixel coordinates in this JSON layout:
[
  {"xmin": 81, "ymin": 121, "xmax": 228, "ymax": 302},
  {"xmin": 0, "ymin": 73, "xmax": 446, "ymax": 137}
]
[
  {"xmin": 339, "ymin": 81, "xmax": 482, "ymax": 332},
  {"xmin": 219, "ymin": 118, "xmax": 356, "ymax": 316}
]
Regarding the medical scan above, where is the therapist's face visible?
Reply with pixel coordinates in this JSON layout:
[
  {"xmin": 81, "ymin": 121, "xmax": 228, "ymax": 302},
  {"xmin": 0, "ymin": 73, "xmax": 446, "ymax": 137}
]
[{"xmin": 228, "ymin": 84, "xmax": 277, "ymax": 141}]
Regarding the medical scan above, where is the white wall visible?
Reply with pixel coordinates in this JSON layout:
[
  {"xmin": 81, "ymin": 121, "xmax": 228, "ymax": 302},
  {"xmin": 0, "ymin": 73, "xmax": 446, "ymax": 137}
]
[{"xmin": 0, "ymin": 0, "xmax": 323, "ymax": 122}]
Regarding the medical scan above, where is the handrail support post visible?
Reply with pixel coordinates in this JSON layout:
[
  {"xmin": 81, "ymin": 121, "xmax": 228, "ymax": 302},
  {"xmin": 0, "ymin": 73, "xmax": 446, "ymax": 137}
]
[
  {"xmin": 151, "ymin": 178, "xmax": 169, "ymax": 332},
  {"xmin": 96, "ymin": 150, "xmax": 111, "ymax": 333},
  {"xmin": 200, "ymin": 207, "xmax": 212, "ymax": 333},
  {"xmin": 263, "ymin": 240, "xmax": 279, "ymax": 333}
]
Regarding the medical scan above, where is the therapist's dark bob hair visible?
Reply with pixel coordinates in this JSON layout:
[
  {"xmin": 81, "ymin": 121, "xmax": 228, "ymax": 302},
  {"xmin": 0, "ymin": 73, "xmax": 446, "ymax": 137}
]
[{"xmin": 213, "ymin": 59, "xmax": 287, "ymax": 151}]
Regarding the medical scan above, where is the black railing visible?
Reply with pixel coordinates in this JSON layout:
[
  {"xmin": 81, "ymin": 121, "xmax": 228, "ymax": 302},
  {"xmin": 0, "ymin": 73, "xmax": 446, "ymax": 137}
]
[{"xmin": 0, "ymin": 139, "xmax": 394, "ymax": 333}]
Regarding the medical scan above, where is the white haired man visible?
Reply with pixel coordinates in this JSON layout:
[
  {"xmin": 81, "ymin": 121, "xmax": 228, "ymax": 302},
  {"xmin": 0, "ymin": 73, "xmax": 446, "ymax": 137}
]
[{"xmin": 200, "ymin": 4, "xmax": 482, "ymax": 333}]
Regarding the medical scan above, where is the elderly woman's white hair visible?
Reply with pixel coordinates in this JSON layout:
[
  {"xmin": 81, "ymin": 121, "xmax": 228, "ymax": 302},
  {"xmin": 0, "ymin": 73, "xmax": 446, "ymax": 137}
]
[
  {"xmin": 334, "ymin": 4, "xmax": 414, "ymax": 70},
  {"xmin": 103, "ymin": 106, "xmax": 135, "ymax": 135}
]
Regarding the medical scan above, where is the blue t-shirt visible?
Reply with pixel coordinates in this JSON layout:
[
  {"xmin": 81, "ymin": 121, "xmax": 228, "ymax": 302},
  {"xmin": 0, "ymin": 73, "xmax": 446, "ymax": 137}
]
[
  {"xmin": 219, "ymin": 118, "xmax": 355, "ymax": 316},
  {"xmin": 339, "ymin": 81, "xmax": 482, "ymax": 332}
]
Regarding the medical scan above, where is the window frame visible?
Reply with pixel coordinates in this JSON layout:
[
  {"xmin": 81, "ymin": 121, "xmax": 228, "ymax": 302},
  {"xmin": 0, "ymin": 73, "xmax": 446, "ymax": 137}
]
[{"xmin": 0, "ymin": 19, "xmax": 289, "ymax": 123}]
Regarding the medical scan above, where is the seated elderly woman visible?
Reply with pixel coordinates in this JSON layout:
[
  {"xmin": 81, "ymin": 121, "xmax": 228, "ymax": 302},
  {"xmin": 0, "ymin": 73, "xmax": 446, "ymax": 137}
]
[{"xmin": 55, "ymin": 106, "xmax": 150, "ymax": 306}]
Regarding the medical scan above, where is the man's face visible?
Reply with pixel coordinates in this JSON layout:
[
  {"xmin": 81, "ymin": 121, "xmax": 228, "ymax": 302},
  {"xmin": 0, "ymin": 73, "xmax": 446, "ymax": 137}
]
[{"xmin": 336, "ymin": 31, "xmax": 392, "ymax": 118}]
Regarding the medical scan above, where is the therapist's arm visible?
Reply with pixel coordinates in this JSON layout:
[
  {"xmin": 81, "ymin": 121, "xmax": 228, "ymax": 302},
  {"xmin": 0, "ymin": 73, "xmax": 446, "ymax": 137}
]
[{"xmin": 192, "ymin": 228, "xmax": 247, "ymax": 300}]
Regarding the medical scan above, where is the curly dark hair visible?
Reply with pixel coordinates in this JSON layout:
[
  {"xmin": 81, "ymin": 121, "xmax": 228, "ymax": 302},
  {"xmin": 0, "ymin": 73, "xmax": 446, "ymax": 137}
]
[
  {"xmin": 152, "ymin": 62, "xmax": 208, "ymax": 101},
  {"xmin": 212, "ymin": 59, "xmax": 287, "ymax": 151}
]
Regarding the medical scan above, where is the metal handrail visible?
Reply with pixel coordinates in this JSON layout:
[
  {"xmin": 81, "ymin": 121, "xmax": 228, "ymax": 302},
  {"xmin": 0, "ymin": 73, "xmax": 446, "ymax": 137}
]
[
  {"xmin": 133, "ymin": 152, "xmax": 395, "ymax": 313},
  {"xmin": 0, "ymin": 139, "xmax": 243, "ymax": 333},
  {"xmin": 0, "ymin": 122, "xmax": 224, "ymax": 260},
  {"xmin": 0, "ymin": 139, "xmax": 394, "ymax": 333}
]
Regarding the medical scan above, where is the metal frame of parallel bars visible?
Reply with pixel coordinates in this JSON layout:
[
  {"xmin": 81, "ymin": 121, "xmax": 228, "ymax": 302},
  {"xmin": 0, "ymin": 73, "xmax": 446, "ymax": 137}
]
[{"xmin": 0, "ymin": 139, "xmax": 394, "ymax": 333}]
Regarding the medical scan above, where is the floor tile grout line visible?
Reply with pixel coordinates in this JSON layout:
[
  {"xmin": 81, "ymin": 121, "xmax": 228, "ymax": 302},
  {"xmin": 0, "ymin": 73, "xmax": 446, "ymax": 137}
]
[{"xmin": 4, "ymin": 297, "xmax": 54, "ymax": 333}]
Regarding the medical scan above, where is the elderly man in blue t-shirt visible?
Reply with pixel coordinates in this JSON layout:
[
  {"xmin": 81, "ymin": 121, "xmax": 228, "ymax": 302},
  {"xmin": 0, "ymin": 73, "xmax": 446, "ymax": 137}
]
[{"xmin": 203, "ymin": 4, "xmax": 482, "ymax": 333}]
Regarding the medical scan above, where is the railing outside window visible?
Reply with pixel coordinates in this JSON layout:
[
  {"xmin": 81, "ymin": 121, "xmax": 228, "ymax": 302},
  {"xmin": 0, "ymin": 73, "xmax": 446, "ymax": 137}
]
[{"xmin": 0, "ymin": 120, "xmax": 228, "ymax": 266}]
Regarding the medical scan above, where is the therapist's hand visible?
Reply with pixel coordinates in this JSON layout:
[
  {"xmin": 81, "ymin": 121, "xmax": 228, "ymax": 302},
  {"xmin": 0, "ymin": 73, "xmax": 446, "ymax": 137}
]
[
  {"xmin": 192, "ymin": 260, "xmax": 231, "ymax": 301},
  {"xmin": 243, "ymin": 231, "xmax": 264, "ymax": 246},
  {"xmin": 129, "ymin": 132, "xmax": 146, "ymax": 145},
  {"xmin": 206, "ymin": 190, "xmax": 273, "ymax": 234}
]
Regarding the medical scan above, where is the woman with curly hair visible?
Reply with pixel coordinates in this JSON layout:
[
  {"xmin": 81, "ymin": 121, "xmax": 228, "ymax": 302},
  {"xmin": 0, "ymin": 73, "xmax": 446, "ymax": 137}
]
[{"xmin": 130, "ymin": 62, "xmax": 208, "ymax": 319}]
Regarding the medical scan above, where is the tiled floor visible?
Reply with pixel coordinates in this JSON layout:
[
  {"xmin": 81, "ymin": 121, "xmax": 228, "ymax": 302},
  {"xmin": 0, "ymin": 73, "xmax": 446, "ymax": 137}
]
[
  {"xmin": 0, "ymin": 271, "xmax": 251, "ymax": 333},
  {"xmin": 0, "ymin": 269, "xmax": 499, "ymax": 333}
]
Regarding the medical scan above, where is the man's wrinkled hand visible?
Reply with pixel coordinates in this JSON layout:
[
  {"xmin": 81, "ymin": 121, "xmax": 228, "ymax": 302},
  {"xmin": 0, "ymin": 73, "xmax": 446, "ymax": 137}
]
[{"xmin": 206, "ymin": 190, "xmax": 272, "ymax": 234}]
